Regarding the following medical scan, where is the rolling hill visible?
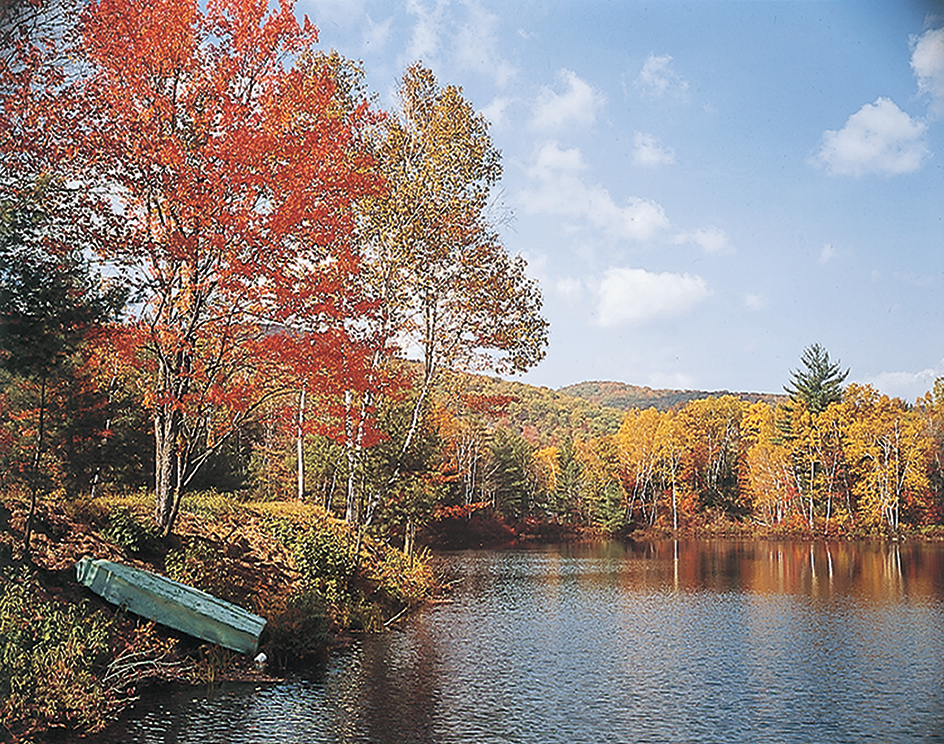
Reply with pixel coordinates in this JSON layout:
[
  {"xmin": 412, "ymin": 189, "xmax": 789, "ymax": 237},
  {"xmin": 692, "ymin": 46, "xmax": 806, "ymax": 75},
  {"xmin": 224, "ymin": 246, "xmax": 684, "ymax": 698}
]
[
  {"xmin": 558, "ymin": 380, "xmax": 784, "ymax": 413},
  {"xmin": 452, "ymin": 374, "xmax": 784, "ymax": 446}
]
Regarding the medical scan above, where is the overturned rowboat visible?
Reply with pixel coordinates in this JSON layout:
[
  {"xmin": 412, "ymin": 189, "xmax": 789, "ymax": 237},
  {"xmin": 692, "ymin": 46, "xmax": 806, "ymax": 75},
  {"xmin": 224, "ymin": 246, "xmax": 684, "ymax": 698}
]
[{"xmin": 76, "ymin": 556, "xmax": 266, "ymax": 654}]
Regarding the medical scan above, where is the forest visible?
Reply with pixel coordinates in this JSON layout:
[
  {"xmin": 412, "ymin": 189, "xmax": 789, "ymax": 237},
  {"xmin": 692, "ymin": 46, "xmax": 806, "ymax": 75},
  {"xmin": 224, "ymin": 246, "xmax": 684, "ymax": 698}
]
[
  {"xmin": 3, "ymin": 0, "xmax": 944, "ymax": 737},
  {"xmin": 3, "ymin": 0, "xmax": 944, "ymax": 561}
]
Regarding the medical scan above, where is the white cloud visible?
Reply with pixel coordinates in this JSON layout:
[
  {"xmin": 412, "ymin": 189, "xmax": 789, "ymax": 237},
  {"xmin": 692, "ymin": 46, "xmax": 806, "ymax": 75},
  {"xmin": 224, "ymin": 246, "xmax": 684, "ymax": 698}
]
[
  {"xmin": 405, "ymin": 0, "xmax": 446, "ymax": 64},
  {"xmin": 362, "ymin": 14, "xmax": 393, "ymax": 52},
  {"xmin": 861, "ymin": 360, "xmax": 944, "ymax": 402},
  {"xmin": 632, "ymin": 132, "xmax": 676, "ymax": 166},
  {"xmin": 597, "ymin": 267, "xmax": 710, "ymax": 326},
  {"xmin": 530, "ymin": 140, "xmax": 586, "ymax": 173},
  {"xmin": 555, "ymin": 277, "xmax": 584, "ymax": 304},
  {"xmin": 912, "ymin": 26, "xmax": 944, "ymax": 118},
  {"xmin": 305, "ymin": 0, "xmax": 366, "ymax": 26},
  {"xmin": 818, "ymin": 243, "xmax": 836, "ymax": 265},
  {"xmin": 744, "ymin": 293, "xmax": 766, "ymax": 310},
  {"xmin": 481, "ymin": 96, "xmax": 512, "ymax": 128},
  {"xmin": 453, "ymin": 1, "xmax": 517, "ymax": 88},
  {"xmin": 673, "ymin": 226, "xmax": 732, "ymax": 255},
  {"xmin": 815, "ymin": 97, "xmax": 929, "ymax": 176},
  {"xmin": 532, "ymin": 69, "xmax": 605, "ymax": 129},
  {"xmin": 635, "ymin": 54, "xmax": 689, "ymax": 99},
  {"xmin": 520, "ymin": 142, "xmax": 670, "ymax": 242}
]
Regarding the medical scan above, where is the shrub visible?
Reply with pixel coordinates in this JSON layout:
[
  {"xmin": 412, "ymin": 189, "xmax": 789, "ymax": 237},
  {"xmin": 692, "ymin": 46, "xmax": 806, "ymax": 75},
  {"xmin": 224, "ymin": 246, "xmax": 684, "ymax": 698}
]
[
  {"xmin": 293, "ymin": 524, "xmax": 357, "ymax": 609},
  {"xmin": 264, "ymin": 589, "xmax": 330, "ymax": 667},
  {"xmin": 103, "ymin": 506, "xmax": 160, "ymax": 553},
  {"xmin": 0, "ymin": 567, "xmax": 117, "ymax": 737},
  {"xmin": 374, "ymin": 545, "xmax": 435, "ymax": 606},
  {"xmin": 183, "ymin": 490, "xmax": 240, "ymax": 521}
]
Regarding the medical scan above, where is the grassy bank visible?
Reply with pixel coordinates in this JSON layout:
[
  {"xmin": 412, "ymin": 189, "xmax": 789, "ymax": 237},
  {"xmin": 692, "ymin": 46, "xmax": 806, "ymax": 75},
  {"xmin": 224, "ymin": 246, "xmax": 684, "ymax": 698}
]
[{"xmin": 0, "ymin": 489, "xmax": 436, "ymax": 742}]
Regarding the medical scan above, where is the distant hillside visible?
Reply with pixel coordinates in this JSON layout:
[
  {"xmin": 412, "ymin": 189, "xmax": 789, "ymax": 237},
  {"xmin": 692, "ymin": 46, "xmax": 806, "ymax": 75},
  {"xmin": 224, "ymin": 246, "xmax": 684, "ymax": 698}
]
[
  {"xmin": 448, "ymin": 375, "xmax": 783, "ymax": 446},
  {"xmin": 455, "ymin": 374, "xmax": 624, "ymax": 446},
  {"xmin": 558, "ymin": 380, "xmax": 784, "ymax": 413}
]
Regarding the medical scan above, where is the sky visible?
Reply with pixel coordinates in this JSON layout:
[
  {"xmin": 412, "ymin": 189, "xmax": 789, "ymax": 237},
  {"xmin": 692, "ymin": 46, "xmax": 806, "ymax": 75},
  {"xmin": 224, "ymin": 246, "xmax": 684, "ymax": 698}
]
[{"xmin": 296, "ymin": 0, "xmax": 944, "ymax": 401}]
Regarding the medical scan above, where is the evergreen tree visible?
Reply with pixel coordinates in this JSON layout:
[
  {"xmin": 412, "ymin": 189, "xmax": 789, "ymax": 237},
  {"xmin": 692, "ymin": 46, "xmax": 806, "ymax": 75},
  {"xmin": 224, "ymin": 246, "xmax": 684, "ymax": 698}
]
[
  {"xmin": 784, "ymin": 343, "xmax": 849, "ymax": 415},
  {"xmin": 1, "ymin": 181, "xmax": 125, "ymax": 551}
]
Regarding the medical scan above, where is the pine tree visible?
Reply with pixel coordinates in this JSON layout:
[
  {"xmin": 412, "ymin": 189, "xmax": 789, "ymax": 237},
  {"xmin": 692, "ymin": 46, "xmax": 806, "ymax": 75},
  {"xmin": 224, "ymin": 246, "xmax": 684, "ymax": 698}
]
[
  {"xmin": 784, "ymin": 343, "xmax": 849, "ymax": 414},
  {"xmin": 1, "ymin": 180, "xmax": 125, "ymax": 552}
]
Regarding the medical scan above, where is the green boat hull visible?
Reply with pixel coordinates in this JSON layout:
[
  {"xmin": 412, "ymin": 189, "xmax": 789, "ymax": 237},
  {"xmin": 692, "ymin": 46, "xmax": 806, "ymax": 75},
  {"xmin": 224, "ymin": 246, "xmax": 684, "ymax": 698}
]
[{"xmin": 76, "ymin": 557, "xmax": 266, "ymax": 654}]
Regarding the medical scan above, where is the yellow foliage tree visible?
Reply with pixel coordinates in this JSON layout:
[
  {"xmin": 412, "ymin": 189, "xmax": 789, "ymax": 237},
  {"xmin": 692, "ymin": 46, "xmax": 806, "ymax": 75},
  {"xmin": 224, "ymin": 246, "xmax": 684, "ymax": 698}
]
[
  {"xmin": 742, "ymin": 402, "xmax": 792, "ymax": 526},
  {"xmin": 614, "ymin": 408, "xmax": 662, "ymax": 526},
  {"xmin": 843, "ymin": 384, "xmax": 931, "ymax": 530},
  {"xmin": 677, "ymin": 396, "xmax": 746, "ymax": 518},
  {"xmin": 655, "ymin": 409, "xmax": 684, "ymax": 531}
]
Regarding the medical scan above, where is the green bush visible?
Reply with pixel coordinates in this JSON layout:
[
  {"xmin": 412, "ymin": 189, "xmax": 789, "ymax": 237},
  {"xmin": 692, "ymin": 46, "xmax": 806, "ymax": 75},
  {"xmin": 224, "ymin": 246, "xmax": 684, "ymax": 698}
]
[
  {"xmin": 103, "ymin": 506, "xmax": 160, "ymax": 553},
  {"xmin": 264, "ymin": 589, "xmax": 329, "ymax": 666},
  {"xmin": 165, "ymin": 538, "xmax": 246, "ymax": 606},
  {"xmin": 183, "ymin": 490, "xmax": 240, "ymax": 520},
  {"xmin": 0, "ymin": 567, "xmax": 118, "ymax": 738},
  {"xmin": 293, "ymin": 525, "xmax": 357, "ymax": 609}
]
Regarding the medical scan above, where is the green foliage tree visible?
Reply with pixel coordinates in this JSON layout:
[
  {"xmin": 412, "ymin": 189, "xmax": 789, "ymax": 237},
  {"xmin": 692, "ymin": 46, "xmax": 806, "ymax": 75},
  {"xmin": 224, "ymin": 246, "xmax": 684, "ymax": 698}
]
[
  {"xmin": 0, "ymin": 180, "xmax": 125, "ymax": 551},
  {"xmin": 784, "ymin": 343, "xmax": 849, "ymax": 414},
  {"xmin": 486, "ymin": 427, "xmax": 535, "ymax": 521}
]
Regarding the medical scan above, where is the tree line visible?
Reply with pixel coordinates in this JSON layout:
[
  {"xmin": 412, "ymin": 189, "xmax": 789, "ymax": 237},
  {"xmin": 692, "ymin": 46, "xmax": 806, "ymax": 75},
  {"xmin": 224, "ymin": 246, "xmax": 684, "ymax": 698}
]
[
  {"xmin": 4, "ymin": 1, "xmax": 942, "ymax": 558},
  {"xmin": 465, "ymin": 344, "xmax": 944, "ymax": 536},
  {"xmin": 1, "ymin": 0, "xmax": 547, "ymax": 552}
]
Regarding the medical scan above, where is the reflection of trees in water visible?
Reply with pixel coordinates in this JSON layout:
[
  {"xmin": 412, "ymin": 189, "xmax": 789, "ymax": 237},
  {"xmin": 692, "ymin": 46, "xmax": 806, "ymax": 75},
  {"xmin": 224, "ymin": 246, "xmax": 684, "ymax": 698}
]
[
  {"xmin": 608, "ymin": 539, "xmax": 944, "ymax": 600},
  {"xmin": 78, "ymin": 544, "xmax": 944, "ymax": 744},
  {"xmin": 449, "ymin": 540, "xmax": 944, "ymax": 603},
  {"xmin": 354, "ymin": 625, "xmax": 443, "ymax": 744}
]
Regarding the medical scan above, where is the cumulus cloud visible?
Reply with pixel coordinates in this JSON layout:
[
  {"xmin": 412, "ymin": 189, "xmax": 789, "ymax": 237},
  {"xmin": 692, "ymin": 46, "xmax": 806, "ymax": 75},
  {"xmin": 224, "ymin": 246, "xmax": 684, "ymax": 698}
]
[
  {"xmin": 481, "ymin": 96, "xmax": 512, "ymax": 128},
  {"xmin": 362, "ymin": 14, "xmax": 393, "ymax": 51},
  {"xmin": 401, "ymin": 0, "xmax": 516, "ymax": 89},
  {"xmin": 555, "ymin": 276, "xmax": 584, "ymax": 304},
  {"xmin": 532, "ymin": 69, "xmax": 605, "ymax": 129},
  {"xmin": 632, "ymin": 132, "xmax": 676, "ymax": 166},
  {"xmin": 405, "ymin": 0, "xmax": 446, "ymax": 63},
  {"xmin": 453, "ymin": 0, "xmax": 517, "ymax": 87},
  {"xmin": 818, "ymin": 243, "xmax": 837, "ymax": 265},
  {"xmin": 597, "ymin": 267, "xmax": 710, "ymax": 326},
  {"xmin": 673, "ymin": 226, "xmax": 732, "ymax": 255},
  {"xmin": 635, "ymin": 54, "xmax": 689, "ymax": 99},
  {"xmin": 862, "ymin": 360, "xmax": 944, "ymax": 402},
  {"xmin": 912, "ymin": 26, "xmax": 944, "ymax": 118},
  {"xmin": 520, "ymin": 142, "xmax": 670, "ymax": 242},
  {"xmin": 305, "ymin": 0, "xmax": 366, "ymax": 26},
  {"xmin": 814, "ymin": 97, "xmax": 929, "ymax": 176}
]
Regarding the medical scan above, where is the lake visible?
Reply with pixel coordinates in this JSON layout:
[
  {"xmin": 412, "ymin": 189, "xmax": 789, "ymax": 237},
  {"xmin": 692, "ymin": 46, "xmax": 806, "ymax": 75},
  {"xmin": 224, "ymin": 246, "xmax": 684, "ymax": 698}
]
[{"xmin": 85, "ymin": 540, "xmax": 944, "ymax": 743}]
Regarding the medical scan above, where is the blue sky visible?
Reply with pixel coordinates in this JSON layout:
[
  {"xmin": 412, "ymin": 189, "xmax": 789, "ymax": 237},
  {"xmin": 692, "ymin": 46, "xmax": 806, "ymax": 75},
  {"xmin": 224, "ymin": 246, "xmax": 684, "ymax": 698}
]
[{"xmin": 298, "ymin": 0, "xmax": 944, "ymax": 401}]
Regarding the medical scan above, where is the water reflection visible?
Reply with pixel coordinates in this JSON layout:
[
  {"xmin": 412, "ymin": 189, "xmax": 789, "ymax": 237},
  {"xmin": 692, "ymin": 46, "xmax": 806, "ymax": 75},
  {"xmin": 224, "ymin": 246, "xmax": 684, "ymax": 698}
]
[
  {"xmin": 519, "ymin": 538, "xmax": 944, "ymax": 601},
  {"xmin": 82, "ymin": 540, "xmax": 944, "ymax": 744}
]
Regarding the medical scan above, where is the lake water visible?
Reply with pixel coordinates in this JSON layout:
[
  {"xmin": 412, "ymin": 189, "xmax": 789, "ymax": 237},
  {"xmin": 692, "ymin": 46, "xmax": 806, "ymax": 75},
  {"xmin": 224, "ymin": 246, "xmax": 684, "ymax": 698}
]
[{"xmin": 87, "ymin": 540, "xmax": 944, "ymax": 743}]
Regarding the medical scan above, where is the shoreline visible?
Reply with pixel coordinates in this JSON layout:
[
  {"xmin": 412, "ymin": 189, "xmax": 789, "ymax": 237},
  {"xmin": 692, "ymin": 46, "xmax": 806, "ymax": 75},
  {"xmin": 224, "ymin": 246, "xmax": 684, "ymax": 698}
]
[{"xmin": 3, "ymin": 490, "xmax": 942, "ymax": 742}]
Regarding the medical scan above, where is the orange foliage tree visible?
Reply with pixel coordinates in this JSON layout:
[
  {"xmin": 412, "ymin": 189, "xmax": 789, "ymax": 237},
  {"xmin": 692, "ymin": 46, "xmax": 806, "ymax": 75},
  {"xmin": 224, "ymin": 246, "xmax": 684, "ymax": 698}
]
[{"xmin": 70, "ymin": 0, "xmax": 380, "ymax": 534}]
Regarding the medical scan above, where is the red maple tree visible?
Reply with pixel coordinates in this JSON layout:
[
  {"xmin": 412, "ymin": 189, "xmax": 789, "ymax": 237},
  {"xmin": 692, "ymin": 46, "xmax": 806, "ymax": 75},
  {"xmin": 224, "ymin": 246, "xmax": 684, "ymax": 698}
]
[{"xmin": 72, "ymin": 0, "xmax": 382, "ymax": 534}]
